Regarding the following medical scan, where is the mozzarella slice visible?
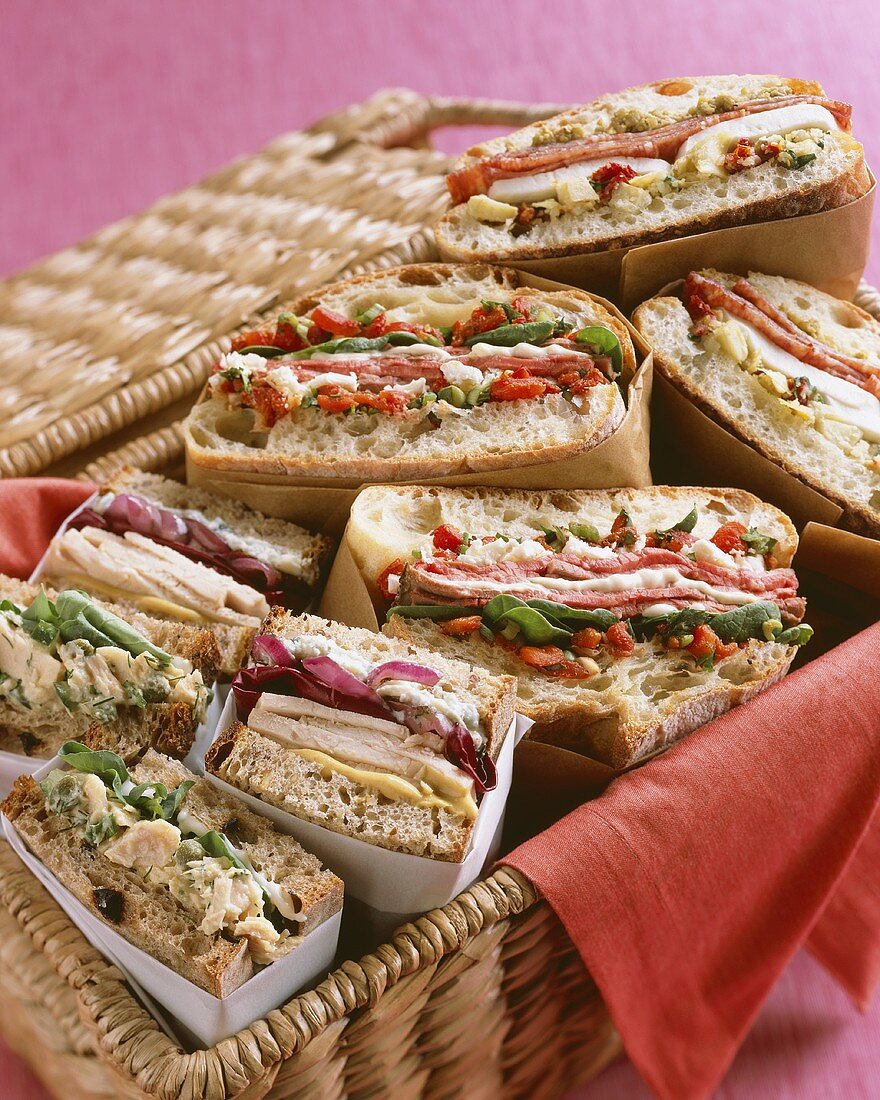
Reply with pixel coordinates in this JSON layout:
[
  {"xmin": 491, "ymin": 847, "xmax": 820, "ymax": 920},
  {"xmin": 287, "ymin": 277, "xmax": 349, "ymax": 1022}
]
[{"xmin": 487, "ymin": 158, "xmax": 671, "ymax": 205}]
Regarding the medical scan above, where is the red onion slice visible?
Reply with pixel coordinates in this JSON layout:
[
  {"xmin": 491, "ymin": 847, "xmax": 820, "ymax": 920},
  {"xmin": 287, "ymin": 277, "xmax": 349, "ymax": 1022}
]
[
  {"xmin": 300, "ymin": 656, "xmax": 387, "ymax": 708},
  {"xmin": 187, "ymin": 517, "xmax": 231, "ymax": 553},
  {"xmin": 365, "ymin": 660, "xmax": 441, "ymax": 688}
]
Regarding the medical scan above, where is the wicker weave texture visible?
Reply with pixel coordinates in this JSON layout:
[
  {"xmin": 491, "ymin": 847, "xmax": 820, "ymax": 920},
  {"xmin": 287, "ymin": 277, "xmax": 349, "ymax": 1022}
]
[
  {"xmin": 0, "ymin": 89, "xmax": 564, "ymax": 481},
  {"xmin": 0, "ymin": 842, "xmax": 619, "ymax": 1100}
]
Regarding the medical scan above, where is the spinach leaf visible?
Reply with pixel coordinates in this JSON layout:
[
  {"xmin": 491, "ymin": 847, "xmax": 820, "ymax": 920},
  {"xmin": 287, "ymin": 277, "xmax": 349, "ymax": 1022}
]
[
  {"xmin": 537, "ymin": 523, "xmax": 569, "ymax": 552},
  {"xmin": 388, "ymin": 604, "xmax": 478, "ymax": 622},
  {"xmin": 293, "ymin": 336, "xmax": 390, "ymax": 359},
  {"xmin": 774, "ymin": 624, "xmax": 814, "ymax": 646},
  {"xmin": 525, "ymin": 600, "xmax": 617, "ymax": 632},
  {"xmin": 655, "ymin": 507, "xmax": 698, "ymax": 539},
  {"xmin": 234, "ymin": 345, "xmax": 290, "ymax": 359},
  {"xmin": 574, "ymin": 326, "xmax": 623, "ymax": 371},
  {"xmin": 463, "ymin": 320, "xmax": 554, "ymax": 348}
]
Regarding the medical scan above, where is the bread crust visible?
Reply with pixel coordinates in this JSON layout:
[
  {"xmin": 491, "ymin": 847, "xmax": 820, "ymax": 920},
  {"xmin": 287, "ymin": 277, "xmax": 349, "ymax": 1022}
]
[
  {"xmin": 183, "ymin": 263, "xmax": 634, "ymax": 480},
  {"xmin": 632, "ymin": 296, "xmax": 880, "ymax": 538}
]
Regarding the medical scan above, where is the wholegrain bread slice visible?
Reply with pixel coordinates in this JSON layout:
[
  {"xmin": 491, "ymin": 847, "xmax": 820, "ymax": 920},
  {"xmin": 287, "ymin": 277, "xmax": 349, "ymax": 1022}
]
[
  {"xmin": 205, "ymin": 611, "xmax": 517, "ymax": 861},
  {"xmin": 2, "ymin": 751, "xmax": 342, "ymax": 996},
  {"xmin": 344, "ymin": 484, "xmax": 803, "ymax": 768},
  {"xmin": 0, "ymin": 574, "xmax": 219, "ymax": 762},
  {"xmin": 183, "ymin": 264, "xmax": 632, "ymax": 481},
  {"xmin": 632, "ymin": 272, "xmax": 880, "ymax": 537},
  {"xmin": 435, "ymin": 75, "xmax": 870, "ymax": 262}
]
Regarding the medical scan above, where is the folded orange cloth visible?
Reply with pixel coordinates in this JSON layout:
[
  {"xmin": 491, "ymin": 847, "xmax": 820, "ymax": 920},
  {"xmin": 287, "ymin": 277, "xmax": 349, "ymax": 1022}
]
[
  {"xmin": 0, "ymin": 478, "xmax": 95, "ymax": 579},
  {"xmin": 506, "ymin": 624, "xmax": 880, "ymax": 1100}
]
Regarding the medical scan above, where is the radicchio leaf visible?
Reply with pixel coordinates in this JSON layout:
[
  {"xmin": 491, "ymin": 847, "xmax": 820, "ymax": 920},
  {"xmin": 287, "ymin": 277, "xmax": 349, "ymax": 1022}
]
[{"xmin": 445, "ymin": 723, "xmax": 497, "ymax": 793}]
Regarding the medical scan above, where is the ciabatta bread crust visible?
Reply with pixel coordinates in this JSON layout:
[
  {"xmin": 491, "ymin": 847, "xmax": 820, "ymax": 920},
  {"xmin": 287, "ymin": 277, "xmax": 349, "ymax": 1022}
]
[
  {"xmin": 632, "ymin": 274, "xmax": 880, "ymax": 537},
  {"xmin": 183, "ymin": 264, "xmax": 633, "ymax": 481}
]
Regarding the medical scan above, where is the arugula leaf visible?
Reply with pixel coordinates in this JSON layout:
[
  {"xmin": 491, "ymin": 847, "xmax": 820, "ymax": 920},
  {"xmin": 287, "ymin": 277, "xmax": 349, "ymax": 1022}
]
[
  {"xmin": 56, "ymin": 742, "xmax": 193, "ymax": 822},
  {"xmin": 741, "ymin": 528, "xmax": 778, "ymax": 556},
  {"xmin": 161, "ymin": 780, "xmax": 195, "ymax": 820},
  {"xmin": 568, "ymin": 522, "xmax": 601, "ymax": 544},
  {"xmin": 59, "ymin": 742, "xmax": 129, "ymax": 787},
  {"xmin": 574, "ymin": 326, "xmax": 623, "ymax": 371}
]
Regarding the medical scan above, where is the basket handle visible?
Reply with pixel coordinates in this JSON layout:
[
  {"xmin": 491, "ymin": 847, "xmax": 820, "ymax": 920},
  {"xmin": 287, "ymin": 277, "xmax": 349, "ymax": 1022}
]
[{"xmin": 343, "ymin": 90, "xmax": 573, "ymax": 152}]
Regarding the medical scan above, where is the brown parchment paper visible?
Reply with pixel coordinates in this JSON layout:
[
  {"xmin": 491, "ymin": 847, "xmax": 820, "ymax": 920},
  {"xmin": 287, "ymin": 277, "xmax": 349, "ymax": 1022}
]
[
  {"xmin": 488, "ymin": 181, "xmax": 875, "ymax": 313},
  {"xmin": 185, "ymin": 275, "xmax": 653, "ymax": 529}
]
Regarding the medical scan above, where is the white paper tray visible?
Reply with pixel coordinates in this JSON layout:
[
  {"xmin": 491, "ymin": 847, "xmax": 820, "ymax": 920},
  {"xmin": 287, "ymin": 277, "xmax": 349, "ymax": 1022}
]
[
  {"xmin": 2, "ymin": 752, "xmax": 343, "ymax": 1048},
  {"xmin": 203, "ymin": 693, "xmax": 529, "ymax": 918}
]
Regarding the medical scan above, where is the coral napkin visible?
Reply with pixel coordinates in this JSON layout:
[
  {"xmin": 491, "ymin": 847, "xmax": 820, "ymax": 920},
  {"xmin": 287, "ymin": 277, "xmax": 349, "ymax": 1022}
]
[
  {"xmin": 506, "ymin": 627, "xmax": 880, "ymax": 1100},
  {"xmin": 0, "ymin": 478, "xmax": 94, "ymax": 579}
]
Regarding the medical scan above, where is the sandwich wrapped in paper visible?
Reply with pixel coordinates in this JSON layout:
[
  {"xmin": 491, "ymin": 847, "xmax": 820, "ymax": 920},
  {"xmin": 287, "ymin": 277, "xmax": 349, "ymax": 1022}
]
[
  {"xmin": 35, "ymin": 468, "xmax": 331, "ymax": 675},
  {"xmin": 2, "ymin": 744, "xmax": 343, "ymax": 1009},
  {"xmin": 437, "ymin": 75, "xmax": 869, "ymax": 264},
  {"xmin": 0, "ymin": 574, "xmax": 217, "ymax": 785},
  {"xmin": 343, "ymin": 485, "xmax": 813, "ymax": 769},
  {"xmin": 183, "ymin": 264, "xmax": 640, "ymax": 486},
  {"xmin": 633, "ymin": 270, "xmax": 880, "ymax": 538}
]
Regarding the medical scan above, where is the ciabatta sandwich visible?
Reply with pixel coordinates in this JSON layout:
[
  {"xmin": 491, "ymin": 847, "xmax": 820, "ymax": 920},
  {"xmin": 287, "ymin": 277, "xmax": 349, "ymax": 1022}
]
[
  {"xmin": 346, "ymin": 485, "xmax": 813, "ymax": 769},
  {"xmin": 40, "ymin": 468, "xmax": 331, "ymax": 674},
  {"xmin": 205, "ymin": 612, "xmax": 517, "ymax": 862},
  {"xmin": 3, "ymin": 745, "xmax": 342, "ymax": 996},
  {"xmin": 435, "ymin": 75, "xmax": 869, "ymax": 262},
  {"xmin": 0, "ymin": 575, "xmax": 216, "ymax": 762},
  {"xmin": 633, "ymin": 270, "xmax": 880, "ymax": 537},
  {"xmin": 183, "ymin": 264, "xmax": 635, "ymax": 481}
]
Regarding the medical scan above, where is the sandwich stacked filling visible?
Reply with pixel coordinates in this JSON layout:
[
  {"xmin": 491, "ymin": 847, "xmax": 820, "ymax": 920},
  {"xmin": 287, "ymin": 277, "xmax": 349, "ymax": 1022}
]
[
  {"xmin": 683, "ymin": 271, "xmax": 880, "ymax": 471},
  {"xmin": 208, "ymin": 294, "xmax": 623, "ymax": 432},
  {"xmin": 452, "ymin": 95, "xmax": 853, "ymax": 231},
  {"xmin": 0, "ymin": 587, "xmax": 209, "ymax": 725},
  {"xmin": 3, "ymin": 745, "xmax": 343, "ymax": 995},
  {"xmin": 206, "ymin": 613, "xmax": 516, "ymax": 861},
  {"xmin": 386, "ymin": 509, "xmax": 812, "ymax": 681}
]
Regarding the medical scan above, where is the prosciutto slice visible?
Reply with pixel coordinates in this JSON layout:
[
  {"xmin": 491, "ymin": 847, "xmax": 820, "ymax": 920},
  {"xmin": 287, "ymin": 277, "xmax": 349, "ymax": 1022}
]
[
  {"xmin": 685, "ymin": 273, "xmax": 880, "ymax": 394},
  {"xmin": 447, "ymin": 96, "xmax": 852, "ymax": 203}
]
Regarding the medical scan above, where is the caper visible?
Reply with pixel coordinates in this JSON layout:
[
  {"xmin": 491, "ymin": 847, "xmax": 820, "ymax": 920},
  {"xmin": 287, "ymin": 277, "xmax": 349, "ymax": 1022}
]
[
  {"xmin": 175, "ymin": 839, "xmax": 205, "ymax": 867},
  {"xmin": 47, "ymin": 774, "xmax": 81, "ymax": 813},
  {"xmin": 141, "ymin": 673, "xmax": 170, "ymax": 703}
]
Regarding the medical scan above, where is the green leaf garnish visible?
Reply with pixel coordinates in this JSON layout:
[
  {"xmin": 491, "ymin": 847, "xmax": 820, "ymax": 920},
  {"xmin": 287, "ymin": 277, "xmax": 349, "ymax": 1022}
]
[{"xmin": 574, "ymin": 326, "xmax": 623, "ymax": 371}]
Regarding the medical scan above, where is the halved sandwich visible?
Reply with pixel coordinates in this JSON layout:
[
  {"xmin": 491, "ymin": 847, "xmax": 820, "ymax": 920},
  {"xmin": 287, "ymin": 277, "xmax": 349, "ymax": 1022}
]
[
  {"xmin": 0, "ymin": 575, "xmax": 216, "ymax": 761},
  {"xmin": 183, "ymin": 264, "xmax": 635, "ymax": 481},
  {"xmin": 633, "ymin": 270, "xmax": 880, "ymax": 537},
  {"xmin": 346, "ymin": 485, "xmax": 813, "ymax": 769},
  {"xmin": 204, "ymin": 612, "xmax": 517, "ymax": 862},
  {"xmin": 39, "ymin": 468, "xmax": 331, "ymax": 674},
  {"xmin": 435, "ymin": 75, "xmax": 869, "ymax": 262},
  {"xmin": 3, "ymin": 744, "xmax": 342, "ymax": 996}
]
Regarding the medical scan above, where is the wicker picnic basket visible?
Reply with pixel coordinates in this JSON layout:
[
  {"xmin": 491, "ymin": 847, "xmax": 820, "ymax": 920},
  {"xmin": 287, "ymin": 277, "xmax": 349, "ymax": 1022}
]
[
  {"xmin": 2, "ymin": 88, "xmax": 879, "ymax": 1100},
  {"xmin": 0, "ymin": 89, "xmax": 623, "ymax": 1100}
]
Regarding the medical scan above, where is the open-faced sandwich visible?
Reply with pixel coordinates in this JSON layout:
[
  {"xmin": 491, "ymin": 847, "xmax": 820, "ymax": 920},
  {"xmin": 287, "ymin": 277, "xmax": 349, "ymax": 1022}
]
[
  {"xmin": 39, "ymin": 468, "xmax": 331, "ymax": 674},
  {"xmin": 633, "ymin": 270, "xmax": 880, "ymax": 537},
  {"xmin": 183, "ymin": 264, "xmax": 635, "ymax": 481},
  {"xmin": 346, "ymin": 485, "xmax": 813, "ymax": 769},
  {"xmin": 205, "ymin": 612, "xmax": 517, "ymax": 862},
  {"xmin": 3, "ymin": 744, "xmax": 342, "ymax": 996},
  {"xmin": 435, "ymin": 75, "xmax": 869, "ymax": 262},
  {"xmin": 0, "ymin": 575, "xmax": 216, "ymax": 762}
]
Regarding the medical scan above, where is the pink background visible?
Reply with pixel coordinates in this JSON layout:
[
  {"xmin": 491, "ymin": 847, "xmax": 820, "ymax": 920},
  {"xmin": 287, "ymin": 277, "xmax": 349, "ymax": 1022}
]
[{"xmin": 1, "ymin": 1, "xmax": 878, "ymax": 1096}]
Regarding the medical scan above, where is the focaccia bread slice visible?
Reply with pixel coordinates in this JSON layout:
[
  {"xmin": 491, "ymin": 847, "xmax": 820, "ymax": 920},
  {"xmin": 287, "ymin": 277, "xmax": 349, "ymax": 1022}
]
[{"xmin": 184, "ymin": 263, "xmax": 634, "ymax": 481}]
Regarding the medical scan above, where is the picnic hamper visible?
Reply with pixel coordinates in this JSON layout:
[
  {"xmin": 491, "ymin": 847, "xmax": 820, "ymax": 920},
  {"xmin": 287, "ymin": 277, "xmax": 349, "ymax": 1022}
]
[{"xmin": 1, "ymin": 88, "xmax": 879, "ymax": 1100}]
